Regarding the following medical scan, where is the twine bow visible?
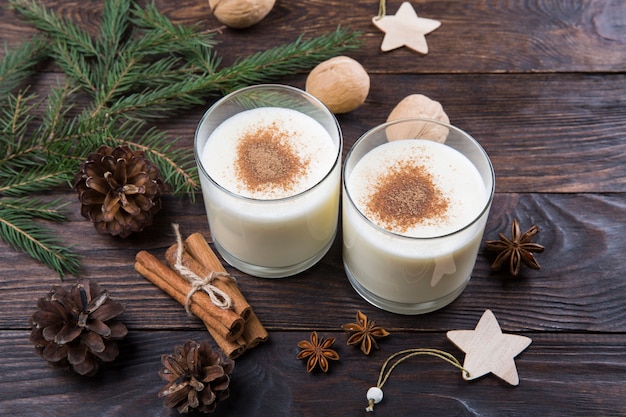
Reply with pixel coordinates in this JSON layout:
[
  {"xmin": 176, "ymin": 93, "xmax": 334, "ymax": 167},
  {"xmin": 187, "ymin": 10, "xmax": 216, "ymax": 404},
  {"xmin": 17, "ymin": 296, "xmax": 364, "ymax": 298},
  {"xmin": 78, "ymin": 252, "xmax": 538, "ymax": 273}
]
[{"xmin": 171, "ymin": 224, "xmax": 234, "ymax": 314}]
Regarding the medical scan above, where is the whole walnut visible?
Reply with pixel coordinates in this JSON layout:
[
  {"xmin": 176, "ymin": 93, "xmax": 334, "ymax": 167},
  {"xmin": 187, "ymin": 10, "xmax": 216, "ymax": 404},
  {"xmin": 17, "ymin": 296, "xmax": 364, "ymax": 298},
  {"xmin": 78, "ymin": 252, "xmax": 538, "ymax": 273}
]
[
  {"xmin": 305, "ymin": 56, "xmax": 370, "ymax": 114},
  {"xmin": 209, "ymin": 0, "xmax": 275, "ymax": 29},
  {"xmin": 386, "ymin": 94, "xmax": 450, "ymax": 143}
]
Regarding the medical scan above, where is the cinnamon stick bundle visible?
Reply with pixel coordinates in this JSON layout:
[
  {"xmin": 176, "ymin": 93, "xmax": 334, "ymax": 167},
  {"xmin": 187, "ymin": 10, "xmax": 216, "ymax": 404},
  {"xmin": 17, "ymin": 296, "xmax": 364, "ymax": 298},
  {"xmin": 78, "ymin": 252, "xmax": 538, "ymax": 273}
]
[
  {"xmin": 164, "ymin": 243, "xmax": 252, "ymax": 321},
  {"xmin": 135, "ymin": 251, "xmax": 245, "ymax": 342},
  {"xmin": 184, "ymin": 233, "xmax": 253, "ymax": 321},
  {"xmin": 182, "ymin": 233, "xmax": 268, "ymax": 349},
  {"xmin": 134, "ymin": 228, "xmax": 269, "ymax": 359}
]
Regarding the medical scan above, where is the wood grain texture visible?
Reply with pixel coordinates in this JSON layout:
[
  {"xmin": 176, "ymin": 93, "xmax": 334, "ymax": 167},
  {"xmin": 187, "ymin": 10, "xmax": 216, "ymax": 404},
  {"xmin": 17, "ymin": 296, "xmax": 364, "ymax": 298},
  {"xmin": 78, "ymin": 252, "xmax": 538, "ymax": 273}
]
[
  {"xmin": 203, "ymin": 0, "xmax": 626, "ymax": 73},
  {"xmin": 2, "ymin": 0, "xmax": 625, "ymax": 73},
  {"xmin": 1, "ymin": 330, "xmax": 624, "ymax": 417},
  {"xmin": 2, "ymin": 193, "xmax": 624, "ymax": 333},
  {"xmin": 7, "ymin": 69, "xmax": 625, "ymax": 193},
  {"xmin": 1, "ymin": 0, "xmax": 625, "ymax": 415}
]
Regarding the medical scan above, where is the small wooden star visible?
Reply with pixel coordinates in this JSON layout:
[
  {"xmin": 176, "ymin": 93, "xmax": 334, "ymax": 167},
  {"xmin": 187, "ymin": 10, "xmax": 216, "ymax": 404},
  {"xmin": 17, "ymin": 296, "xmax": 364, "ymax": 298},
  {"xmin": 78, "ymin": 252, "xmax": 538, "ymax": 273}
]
[
  {"xmin": 372, "ymin": 2, "xmax": 441, "ymax": 53},
  {"xmin": 446, "ymin": 309, "xmax": 532, "ymax": 386}
]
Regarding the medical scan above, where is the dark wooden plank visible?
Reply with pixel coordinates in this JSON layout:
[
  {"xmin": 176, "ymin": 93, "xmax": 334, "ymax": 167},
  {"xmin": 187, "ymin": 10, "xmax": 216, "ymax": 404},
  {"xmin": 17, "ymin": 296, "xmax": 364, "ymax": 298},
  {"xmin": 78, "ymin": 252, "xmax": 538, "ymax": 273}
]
[
  {"xmin": 336, "ymin": 73, "xmax": 626, "ymax": 193},
  {"xmin": 1, "ymin": 330, "xmax": 625, "ymax": 416},
  {"xmin": 2, "ymin": 193, "xmax": 625, "ymax": 333},
  {"xmin": 2, "ymin": 1, "xmax": 624, "ymax": 194},
  {"xmin": 152, "ymin": 0, "xmax": 626, "ymax": 73},
  {"xmin": 6, "ymin": 69, "xmax": 626, "ymax": 193},
  {"xmin": 1, "ymin": 0, "xmax": 625, "ymax": 73},
  {"xmin": 1, "ymin": 0, "xmax": 625, "ymax": 415}
]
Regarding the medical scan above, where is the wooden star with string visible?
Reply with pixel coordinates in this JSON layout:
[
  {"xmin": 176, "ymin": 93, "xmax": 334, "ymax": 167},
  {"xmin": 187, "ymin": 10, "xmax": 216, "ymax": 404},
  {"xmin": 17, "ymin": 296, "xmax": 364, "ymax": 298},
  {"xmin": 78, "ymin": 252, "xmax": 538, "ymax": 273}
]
[
  {"xmin": 372, "ymin": 2, "xmax": 441, "ymax": 53},
  {"xmin": 446, "ymin": 309, "xmax": 532, "ymax": 386}
]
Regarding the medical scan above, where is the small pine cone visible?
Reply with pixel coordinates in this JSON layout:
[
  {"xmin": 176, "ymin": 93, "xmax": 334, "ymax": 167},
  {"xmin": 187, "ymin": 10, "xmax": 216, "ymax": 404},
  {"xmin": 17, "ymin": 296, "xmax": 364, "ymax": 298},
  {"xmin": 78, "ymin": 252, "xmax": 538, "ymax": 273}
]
[
  {"xmin": 73, "ymin": 145, "xmax": 164, "ymax": 238},
  {"xmin": 29, "ymin": 279, "xmax": 128, "ymax": 376},
  {"xmin": 159, "ymin": 340, "xmax": 235, "ymax": 414}
]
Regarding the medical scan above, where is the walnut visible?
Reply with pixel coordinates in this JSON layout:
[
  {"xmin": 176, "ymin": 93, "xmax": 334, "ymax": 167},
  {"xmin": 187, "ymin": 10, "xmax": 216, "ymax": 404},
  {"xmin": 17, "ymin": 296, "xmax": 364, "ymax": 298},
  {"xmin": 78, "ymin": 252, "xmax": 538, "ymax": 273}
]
[
  {"xmin": 305, "ymin": 56, "xmax": 370, "ymax": 114},
  {"xmin": 385, "ymin": 94, "xmax": 450, "ymax": 143},
  {"xmin": 209, "ymin": 0, "xmax": 275, "ymax": 29}
]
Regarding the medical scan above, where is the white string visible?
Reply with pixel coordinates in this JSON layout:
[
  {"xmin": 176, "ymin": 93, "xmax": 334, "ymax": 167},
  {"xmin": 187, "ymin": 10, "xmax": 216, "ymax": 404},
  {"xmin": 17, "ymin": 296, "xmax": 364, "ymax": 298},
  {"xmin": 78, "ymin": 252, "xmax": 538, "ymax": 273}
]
[
  {"xmin": 365, "ymin": 348, "xmax": 470, "ymax": 412},
  {"xmin": 171, "ymin": 224, "xmax": 233, "ymax": 314}
]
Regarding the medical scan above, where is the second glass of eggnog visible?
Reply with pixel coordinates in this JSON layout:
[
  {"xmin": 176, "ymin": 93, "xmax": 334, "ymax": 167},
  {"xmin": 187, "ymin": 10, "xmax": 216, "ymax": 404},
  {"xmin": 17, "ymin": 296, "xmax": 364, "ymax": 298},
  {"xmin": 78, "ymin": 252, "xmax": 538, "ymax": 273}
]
[
  {"xmin": 195, "ymin": 84, "xmax": 342, "ymax": 278},
  {"xmin": 342, "ymin": 118, "xmax": 494, "ymax": 314}
]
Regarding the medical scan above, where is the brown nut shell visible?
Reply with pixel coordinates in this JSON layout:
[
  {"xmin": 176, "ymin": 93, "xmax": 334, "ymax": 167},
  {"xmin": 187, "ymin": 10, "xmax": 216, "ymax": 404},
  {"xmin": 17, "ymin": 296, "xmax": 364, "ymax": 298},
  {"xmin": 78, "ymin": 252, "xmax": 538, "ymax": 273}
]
[
  {"xmin": 305, "ymin": 56, "xmax": 370, "ymax": 114},
  {"xmin": 386, "ymin": 94, "xmax": 450, "ymax": 143},
  {"xmin": 209, "ymin": 0, "xmax": 275, "ymax": 29}
]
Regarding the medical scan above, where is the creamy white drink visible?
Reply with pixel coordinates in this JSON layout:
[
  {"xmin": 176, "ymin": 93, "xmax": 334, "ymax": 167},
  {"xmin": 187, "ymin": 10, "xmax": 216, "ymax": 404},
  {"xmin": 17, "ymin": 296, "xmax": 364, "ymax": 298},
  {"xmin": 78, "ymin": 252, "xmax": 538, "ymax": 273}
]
[
  {"xmin": 203, "ymin": 107, "xmax": 336, "ymax": 199},
  {"xmin": 347, "ymin": 140, "xmax": 486, "ymax": 237},
  {"xmin": 343, "ymin": 121, "xmax": 493, "ymax": 314},
  {"xmin": 198, "ymin": 104, "xmax": 340, "ymax": 277}
]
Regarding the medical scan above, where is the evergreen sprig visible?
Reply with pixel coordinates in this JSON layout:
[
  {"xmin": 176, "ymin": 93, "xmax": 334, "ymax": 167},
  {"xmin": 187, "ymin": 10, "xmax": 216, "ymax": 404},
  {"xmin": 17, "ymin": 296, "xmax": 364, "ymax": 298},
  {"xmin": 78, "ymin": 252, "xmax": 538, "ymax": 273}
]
[
  {"xmin": 0, "ymin": 36, "xmax": 48, "ymax": 95},
  {"xmin": 0, "ymin": 200, "xmax": 81, "ymax": 276},
  {"xmin": 1, "ymin": 0, "xmax": 362, "ymax": 277}
]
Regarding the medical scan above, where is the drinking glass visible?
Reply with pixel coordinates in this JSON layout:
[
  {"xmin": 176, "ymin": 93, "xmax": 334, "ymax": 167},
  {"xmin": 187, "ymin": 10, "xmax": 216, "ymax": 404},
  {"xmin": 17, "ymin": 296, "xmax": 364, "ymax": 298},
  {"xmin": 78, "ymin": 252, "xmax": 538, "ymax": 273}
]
[
  {"xmin": 195, "ymin": 84, "xmax": 342, "ymax": 278},
  {"xmin": 342, "ymin": 118, "xmax": 494, "ymax": 314}
]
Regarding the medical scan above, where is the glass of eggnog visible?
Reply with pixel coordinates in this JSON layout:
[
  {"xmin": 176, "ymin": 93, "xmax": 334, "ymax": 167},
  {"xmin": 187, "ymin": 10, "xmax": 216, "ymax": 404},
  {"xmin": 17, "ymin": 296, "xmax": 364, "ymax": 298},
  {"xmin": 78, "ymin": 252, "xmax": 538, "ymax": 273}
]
[
  {"xmin": 342, "ymin": 118, "xmax": 494, "ymax": 314},
  {"xmin": 195, "ymin": 84, "xmax": 342, "ymax": 278}
]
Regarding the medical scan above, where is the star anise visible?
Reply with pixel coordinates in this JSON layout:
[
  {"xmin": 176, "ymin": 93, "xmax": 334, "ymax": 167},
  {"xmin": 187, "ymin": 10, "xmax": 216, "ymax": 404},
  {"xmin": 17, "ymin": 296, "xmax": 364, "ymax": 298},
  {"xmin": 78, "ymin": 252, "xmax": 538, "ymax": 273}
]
[
  {"xmin": 342, "ymin": 311, "xmax": 389, "ymax": 355},
  {"xmin": 485, "ymin": 219, "xmax": 545, "ymax": 276},
  {"xmin": 296, "ymin": 331, "xmax": 340, "ymax": 373}
]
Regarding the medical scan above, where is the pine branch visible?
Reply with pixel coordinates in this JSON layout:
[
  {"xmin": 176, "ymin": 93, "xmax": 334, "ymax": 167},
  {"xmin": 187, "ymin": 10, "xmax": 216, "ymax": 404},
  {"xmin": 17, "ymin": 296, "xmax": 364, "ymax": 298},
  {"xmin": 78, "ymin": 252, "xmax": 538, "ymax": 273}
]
[
  {"xmin": 130, "ymin": 1, "xmax": 220, "ymax": 72},
  {"xmin": 0, "ymin": 164, "xmax": 71, "ymax": 196},
  {"xmin": 0, "ymin": 90, "xmax": 45, "ymax": 167},
  {"xmin": 39, "ymin": 81, "xmax": 80, "ymax": 148},
  {"xmin": 219, "ymin": 26, "xmax": 364, "ymax": 92},
  {"xmin": 0, "ymin": 206, "xmax": 80, "ymax": 277},
  {"xmin": 2, "ymin": 0, "xmax": 364, "ymax": 277},
  {"xmin": 98, "ymin": 0, "xmax": 131, "ymax": 66},
  {"xmin": 105, "ymin": 75, "xmax": 207, "ymax": 119},
  {"xmin": 55, "ymin": 115, "xmax": 200, "ymax": 195},
  {"xmin": 92, "ymin": 52, "xmax": 138, "ymax": 111},
  {"xmin": 125, "ymin": 56, "xmax": 196, "ymax": 90},
  {"xmin": 9, "ymin": 0, "xmax": 99, "ymax": 56},
  {"xmin": 0, "ymin": 36, "xmax": 48, "ymax": 95},
  {"xmin": 50, "ymin": 40, "xmax": 98, "ymax": 93},
  {"xmin": 106, "ymin": 26, "xmax": 363, "ymax": 119},
  {"xmin": 0, "ymin": 83, "xmax": 79, "ymax": 177},
  {"xmin": 0, "ymin": 196, "xmax": 68, "ymax": 221}
]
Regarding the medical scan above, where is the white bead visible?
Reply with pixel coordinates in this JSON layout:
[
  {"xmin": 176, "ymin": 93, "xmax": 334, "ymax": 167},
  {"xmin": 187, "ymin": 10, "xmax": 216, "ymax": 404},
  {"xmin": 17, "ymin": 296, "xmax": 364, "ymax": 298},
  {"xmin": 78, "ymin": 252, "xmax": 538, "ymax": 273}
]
[{"xmin": 366, "ymin": 387, "xmax": 384, "ymax": 404}]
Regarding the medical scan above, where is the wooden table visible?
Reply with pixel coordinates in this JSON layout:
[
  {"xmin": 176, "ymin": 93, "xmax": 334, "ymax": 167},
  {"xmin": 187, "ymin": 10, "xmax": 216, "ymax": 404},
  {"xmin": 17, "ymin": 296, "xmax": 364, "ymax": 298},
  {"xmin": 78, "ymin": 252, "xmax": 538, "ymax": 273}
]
[{"xmin": 1, "ymin": 1, "xmax": 625, "ymax": 415}]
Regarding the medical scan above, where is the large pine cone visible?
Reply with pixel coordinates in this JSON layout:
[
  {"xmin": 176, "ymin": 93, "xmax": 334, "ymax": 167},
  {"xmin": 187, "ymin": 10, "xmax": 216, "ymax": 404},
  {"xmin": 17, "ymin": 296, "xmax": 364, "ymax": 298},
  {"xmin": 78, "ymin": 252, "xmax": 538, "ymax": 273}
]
[
  {"xmin": 29, "ymin": 279, "xmax": 128, "ymax": 376},
  {"xmin": 74, "ymin": 145, "xmax": 164, "ymax": 238},
  {"xmin": 159, "ymin": 340, "xmax": 235, "ymax": 414}
]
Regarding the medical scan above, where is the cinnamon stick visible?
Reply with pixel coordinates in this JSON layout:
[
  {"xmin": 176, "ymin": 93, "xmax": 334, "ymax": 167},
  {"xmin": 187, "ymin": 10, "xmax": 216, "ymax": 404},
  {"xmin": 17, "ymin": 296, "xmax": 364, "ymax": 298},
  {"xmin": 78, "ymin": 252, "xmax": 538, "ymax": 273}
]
[
  {"xmin": 183, "ymin": 233, "xmax": 253, "ymax": 321},
  {"xmin": 242, "ymin": 311, "xmax": 269, "ymax": 349},
  {"xmin": 205, "ymin": 323, "xmax": 247, "ymax": 360},
  {"xmin": 135, "ymin": 251, "xmax": 245, "ymax": 342}
]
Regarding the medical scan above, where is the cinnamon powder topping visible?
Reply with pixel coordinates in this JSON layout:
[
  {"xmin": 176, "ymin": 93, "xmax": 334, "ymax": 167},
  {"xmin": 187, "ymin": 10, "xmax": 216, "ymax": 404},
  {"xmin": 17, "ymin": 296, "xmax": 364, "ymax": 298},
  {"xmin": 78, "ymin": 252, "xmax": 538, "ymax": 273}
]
[
  {"xmin": 234, "ymin": 122, "xmax": 308, "ymax": 195},
  {"xmin": 365, "ymin": 160, "xmax": 450, "ymax": 233}
]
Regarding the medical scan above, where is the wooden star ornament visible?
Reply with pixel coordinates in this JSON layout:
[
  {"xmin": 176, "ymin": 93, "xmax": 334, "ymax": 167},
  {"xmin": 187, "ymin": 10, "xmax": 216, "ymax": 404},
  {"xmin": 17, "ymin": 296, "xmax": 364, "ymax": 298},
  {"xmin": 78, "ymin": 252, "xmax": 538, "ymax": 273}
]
[
  {"xmin": 446, "ymin": 309, "xmax": 532, "ymax": 386},
  {"xmin": 372, "ymin": 2, "xmax": 441, "ymax": 53}
]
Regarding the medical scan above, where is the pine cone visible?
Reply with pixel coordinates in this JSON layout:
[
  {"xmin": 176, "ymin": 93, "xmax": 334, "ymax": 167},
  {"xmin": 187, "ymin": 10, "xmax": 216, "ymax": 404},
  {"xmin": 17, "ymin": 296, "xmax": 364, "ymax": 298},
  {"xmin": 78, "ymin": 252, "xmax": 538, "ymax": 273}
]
[
  {"xmin": 29, "ymin": 279, "xmax": 128, "ymax": 376},
  {"xmin": 73, "ymin": 145, "xmax": 164, "ymax": 238},
  {"xmin": 159, "ymin": 340, "xmax": 235, "ymax": 414}
]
